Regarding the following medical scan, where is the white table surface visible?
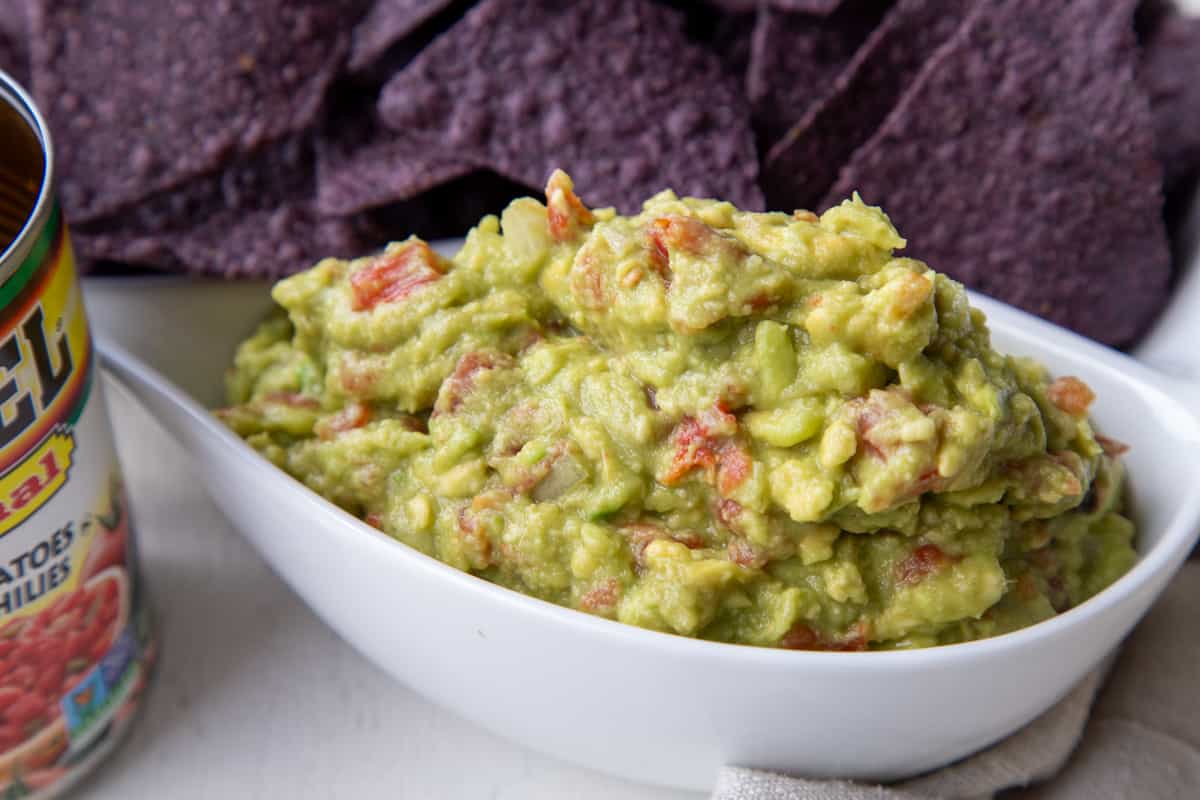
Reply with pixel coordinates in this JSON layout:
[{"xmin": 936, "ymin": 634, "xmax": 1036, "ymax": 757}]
[{"xmin": 73, "ymin": 287, "xmax": 700, "ymax": 799}]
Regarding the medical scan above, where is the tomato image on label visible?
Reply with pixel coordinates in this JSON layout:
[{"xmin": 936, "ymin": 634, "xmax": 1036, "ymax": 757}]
[{"xmin": 0, "ymin": 567, "xmax": 128, "ymax": 782}]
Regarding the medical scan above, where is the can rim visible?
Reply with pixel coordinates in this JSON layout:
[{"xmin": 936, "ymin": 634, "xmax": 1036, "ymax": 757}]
[{"xmin": 0, "ymin": 69, "xmax": 55, "ymax": 285}]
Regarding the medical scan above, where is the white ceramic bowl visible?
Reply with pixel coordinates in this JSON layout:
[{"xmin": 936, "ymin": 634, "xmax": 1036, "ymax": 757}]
[{"xmin": 88, "ymin": 230, "xmax": 1200, "ymax": 792}]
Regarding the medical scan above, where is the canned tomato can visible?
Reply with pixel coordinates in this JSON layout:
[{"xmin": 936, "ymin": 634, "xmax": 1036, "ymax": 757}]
[{"xmin": 0, "ymin": 72, "xmax": 155, "ymax": 797}]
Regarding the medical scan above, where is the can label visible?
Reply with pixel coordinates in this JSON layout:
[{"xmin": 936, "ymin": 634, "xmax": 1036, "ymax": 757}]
[{"xmin": 0, "ymin": 209, "xmax": 153, "ymax": 796}]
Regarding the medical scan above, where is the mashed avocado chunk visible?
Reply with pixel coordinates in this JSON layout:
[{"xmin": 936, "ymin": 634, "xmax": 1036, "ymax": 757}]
[{"xmin": 220, "ymin": 170, "xmax": 1136, "ymax": 650}]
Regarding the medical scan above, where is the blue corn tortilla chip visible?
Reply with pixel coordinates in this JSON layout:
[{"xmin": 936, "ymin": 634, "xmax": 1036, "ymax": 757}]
[
  {"xmin": 73, "ymin": 136, "xmax": 371, "ymax": 277},
  {"xmin": 746, "ymin": 1, "xmax": 888, "ymax": 149},
  {"xmin": 28, "ymin": 0, "xmax": 360, "ymax": 222},
  {"xmin": 347, "ymin": 0, "xmax": 458, "ymax": 73},
  {"xmin": 0, "ymin": 35, "xmax": 23, "ymax": 87},
  {"xmin": 762, "ymin": 0, "xmax": 975, "ymax": 211},
  {"xmin": 318, "ymin": 139, "xmax": 476, "ymax": 217},
  {"xmin": 99, "ymin": 135, "xmax": 317, "ymax": 234},
  {"xmin": 0, "ymin": 1, "xmax": 28, "ymax": 85},
  {"xmin": 709, "ymin": 1, "xmax": 845, "ymax": 13},
  {"xmin": 0, "ymin": 1, "xmax": 29, "ymax": 41},
  {"xmin": 823, "ymin": 0, "xmax": 1170, "ymax": 347},
  {"xmin": 1139, "ymin": 6, "xmax": 1200, "ymax": 192},
  {"xmin": 315, "ymin": 105, "xmax": 475, "ymax": 216},
  {"xmin": 71, "ymin": 229, "xmax": 183, "ymax": 272},
  {"xmin": 375, "ymin": 0, "xmax": 762, "ymax": 213},
  {"xmin": 76, "ymin": 205, "xmax": 365, "ymax": 279},
  {"xmin": 164, "ymin": 205, "xmax": 366, "ymax": 279}
]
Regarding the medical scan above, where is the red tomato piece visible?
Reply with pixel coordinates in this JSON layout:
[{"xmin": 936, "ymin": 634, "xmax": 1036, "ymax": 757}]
[
  {"xmin": 7, "ymin": 666, "xmax": 34, "ymax": 692},
  {"xmin": 36, "ymin": 596, "xmax": 66, "ymax": 629},
  {"xmin": 35, "ymin": 665, "xmax": 64, "ymax": 699},
  {"xmin": 316, "ymin": 401, "xmax": 372, "ymax": 441},
  {"xmin": 5, "ymin": 693, "xmax": 44, "ymax": 725},
  {"xmin": 0, "ymin": 686, "xmax": 22, "ymax": 711},
  {"xmin": 47, "ymin": 607, "xmax": 83, "ymax": 637},
  {"xmin": 0, "ymin": 723, "xmax": 22, "ymax": 750},
  {"xmin": 895, "ymin": 543, "xmax": 957, "ymax": 586},
  {"xmin": 648, "ymin": 215, "xmax": 713, "ymax": 258},
  {"xmin": 545, "ymin": 170, "xmax": 594, "ymax": 243},
  {"xmin": 716, "ymin": 443, "xmax": 753, "ymax": 496},
  {"xmin": 89, "ymin": 637, "xmax": 111, "ymax": 664},
  {"xmin": 62, "ymin": 588, "xmax": 86, "ymax": 614},
  {"xmin": 570, "ymin": 255, "xmax": 609, "ymax": 309},
  {"xmin": 9, "ymin": 644, "xmax": 34, "ymax": 668},
  {"xmin": 34, "ymin": 638, "xmax": 65, "ymax": 668},
  {"xmin": 81, "ymin": 616, "xmax": 106, "ymax": 647},
  {"xmin": 662, "ymin": 403, "xmax": 751, "ymax": 491},
  {"xmin": 339, "ymin": 360, "xmax": 379, "ymax": 396},
  {"xmin": 579, "ymin": 579, "xmax": 620, "ymax": 613},
  {"xmin": 65, "ymin": 631, "xmax": 87, "ymax": 661},
  {"xmin": 716, "ymin": 498, "xmax": 743, "ymax": 531},
  {"xmin": 780, "ymin": 623, "xmax": 820, "ymax": 650},
  {"xmin": 662, "ymin": 417, "xmax": 719, "ymax": 485},
  {"xmin": 350, "ymin": 241, "xmax": 444, "ymax": 312},
  {"xmin": 748, "ymin": 293, "xmax": 773, "ymax": 311},
  {"xmin": 780, "ymin": 622, "xmax": 869, "ymax": 651},
  {"xmin": 260, "ymin": 392, "xmax": 319, "ymax": 409},
  {"xmin": 646, "ymin": 229, "xmax": 670, "ymax": 283},
  {"xmin": 1046, "ymin": 376, "xmax": 1095, "ymax": 417},
  {"xmin": 436, "ymin": 351, "xmax": 514, "ymax": 415}
]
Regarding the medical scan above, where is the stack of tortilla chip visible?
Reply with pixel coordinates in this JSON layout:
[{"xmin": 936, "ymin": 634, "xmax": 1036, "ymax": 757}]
[{"xmin": 3, "ymin": 0, "xmax": 1198, "ymax": 346}]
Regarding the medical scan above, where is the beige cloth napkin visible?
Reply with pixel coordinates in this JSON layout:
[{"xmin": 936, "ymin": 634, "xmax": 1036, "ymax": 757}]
[{"xmin": 713, "ymin": 562, "xmax": 1200, "ymax": 800}]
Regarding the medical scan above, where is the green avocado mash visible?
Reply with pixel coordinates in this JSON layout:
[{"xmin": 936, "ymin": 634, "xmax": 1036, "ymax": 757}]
[{"xmin": 220, "ymin": 170, "xmax": 1136, "ymax": 650}]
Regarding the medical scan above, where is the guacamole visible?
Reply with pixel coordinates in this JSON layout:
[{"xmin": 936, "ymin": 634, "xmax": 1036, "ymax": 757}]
[{"xmin": 219, "ymin": 170, "xmax": 1136, "ymax": 650}]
